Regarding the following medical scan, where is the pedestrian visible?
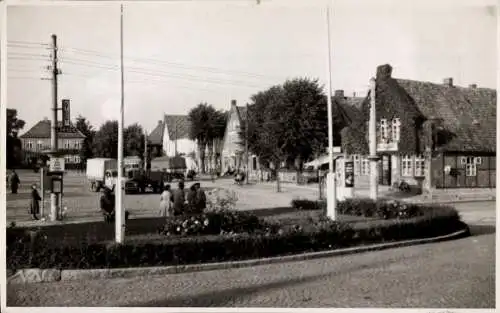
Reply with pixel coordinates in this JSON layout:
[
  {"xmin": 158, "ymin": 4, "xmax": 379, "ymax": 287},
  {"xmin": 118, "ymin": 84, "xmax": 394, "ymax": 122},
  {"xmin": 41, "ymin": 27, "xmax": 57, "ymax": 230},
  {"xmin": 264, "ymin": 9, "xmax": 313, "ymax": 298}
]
[
  {"xmin": 172, "ymin": 181, "xmax": 185, "ymax": 216},
  {"xmin": 186, "ymin": 183, "xmax": 197, "ymax": 210},
  {"xmin": 100, "ymin": 187, "xmax": 115, "ymax": 223},
  {"xmin": 193, "ymin": 182, "xmax": 207, "ymax": 213},
  {"xmin": 29, "ymin": 184, "xmax": 41, "ymax": 220},
  {"xmin": 10, "ymin": 170, "xmax": 20, "ymax": 194},
  {"xmin": 159, "ymin": 184, "xmax": 173, "ymax": 217}
]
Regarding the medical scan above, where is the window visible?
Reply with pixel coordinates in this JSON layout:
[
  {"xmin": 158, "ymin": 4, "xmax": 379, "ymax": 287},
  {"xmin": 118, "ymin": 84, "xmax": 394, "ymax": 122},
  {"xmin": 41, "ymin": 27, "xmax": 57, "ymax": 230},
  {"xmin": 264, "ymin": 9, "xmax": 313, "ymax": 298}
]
[
  {"xmin": 74, "ymin": 141, "xmax": 80, "ymax": 149},
  {"xmin": 353, "ymin": 155, "xmax": 361, "ymax": 176},
  {"xmin": 64, "ymin": 155, "xmax": 71, "ymax": 163},
  {"xmin": 465, "ymin": 157, "xmax": 477, "ymax": 176},
  {"xmin": 64, "ymin": 140, "xmax": 70, "ymax": 149},
  {"xmin": 380, "ymin": 119, "xmax": 388, "ymax": 141},
  {"xmin": 27, "ymin": 141, "xmax": 33, "ymax": 150},
  {"xmin": 414, "ymin": 154, "xmax": 425, "ymax": 177},
  {"xmin": 361, "ymin": 157, "xmax": 370, "ymax": 176},
  {"xmin": 401, "ymin": 155, "xmax": 413, "ymax": 177},
  {"xmin": 37, "ymin": 141, "xmax": 43, "ymax": 151},
  {"xmin": 252, "ymin": 156, "xmax": 257, "ymax": 171},
  {"xmin": 74, "ymin": 155, "xmax": 80, "ymax": 163},
  {"xmin": 392, "ymin": 118, "xmax": 401, "ymax": 141}
]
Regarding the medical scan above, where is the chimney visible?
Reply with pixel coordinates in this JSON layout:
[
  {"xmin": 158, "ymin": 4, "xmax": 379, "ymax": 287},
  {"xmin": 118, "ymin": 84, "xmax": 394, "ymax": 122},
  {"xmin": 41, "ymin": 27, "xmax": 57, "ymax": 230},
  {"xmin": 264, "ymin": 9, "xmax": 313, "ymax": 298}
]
[
  {"xmin": 376, "ymin": 64, "xmax": 392, "ymax": 79},
  {"xmin": 443, "ymin": 78, "xmax": 453, "ymax": 87},
  {"xmin": 231, "ymin": 99, "xmax": 237, "ymax": 107},
  {"xmin": 334, "ymin": 90, "xmax": 344, "ymax": 98},
  {"xmin": 469, "ymin": 84, "xmax": 477, "ymax": 89},
  {"xmin": 158, "ymin": 120, "xmax": 162, "ymax": 125},
  {"xmin": 43, "ymin": 117, "xmax": 48, "ymax": 121},
  {"xmin": 353, "ymin": 91, "xmax": 356, "ymax": 97}
]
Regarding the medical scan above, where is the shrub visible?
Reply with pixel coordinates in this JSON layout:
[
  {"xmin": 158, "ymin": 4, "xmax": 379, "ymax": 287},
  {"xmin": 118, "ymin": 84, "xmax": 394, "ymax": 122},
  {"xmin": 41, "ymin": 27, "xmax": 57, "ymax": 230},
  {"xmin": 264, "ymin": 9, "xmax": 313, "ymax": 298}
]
[
  {"xmin": 7, "ymin": 204, "xmax": 466, "ymax": 271},
  {"xmin": 159, "ymin": 209, "xmax": 266, "ymax": 236},
  {"xmin": 291, "ymin": 199, "xmax": 326, "ymax": 212},
  {"xmin": 292, "ymin": 198, "xmax": 426, "ymax": 220}
]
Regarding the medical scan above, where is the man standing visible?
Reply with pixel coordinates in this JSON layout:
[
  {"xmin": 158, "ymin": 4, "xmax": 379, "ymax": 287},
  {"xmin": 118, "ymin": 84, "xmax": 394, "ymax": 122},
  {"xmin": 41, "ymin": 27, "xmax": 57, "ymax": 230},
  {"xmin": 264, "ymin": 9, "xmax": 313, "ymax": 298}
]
[
  {"xmin": 10, "ymin": 170, "xmax": 20, "ymax": 194},
  {"xmin": 172, "ymin": 181, "xmax": 185, "ymax": 216}
]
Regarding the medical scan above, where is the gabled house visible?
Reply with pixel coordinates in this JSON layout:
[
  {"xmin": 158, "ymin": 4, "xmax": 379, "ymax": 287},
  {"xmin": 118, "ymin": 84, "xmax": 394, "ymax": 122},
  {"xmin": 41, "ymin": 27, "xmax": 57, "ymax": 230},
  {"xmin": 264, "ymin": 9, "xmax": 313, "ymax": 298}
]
[
  {"xmin": 341, "ymin": 64, "xmax": 496, "ymax": 191},
  {"xmin": 150, "ymin": 114, "xmax": 222, "ymax": 172},
  {"xmin": 19, "ymin": 117, "xmax": 86, "ymax": 168},
  {"xmin": 221, "ymin": 100, "xmax": 261, "ymax": 178}
]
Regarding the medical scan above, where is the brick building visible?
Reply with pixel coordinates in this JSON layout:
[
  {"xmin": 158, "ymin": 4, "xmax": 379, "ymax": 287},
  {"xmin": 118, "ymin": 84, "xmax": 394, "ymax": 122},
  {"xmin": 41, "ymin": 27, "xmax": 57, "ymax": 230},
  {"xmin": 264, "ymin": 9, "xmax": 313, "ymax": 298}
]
[
  {"xmin": 341, "ymin": 64, "xmax": 496, "ymax": 191},
  {"xmin": 19, "ymin": 117, "xmax": 86, "ymax": 169}
]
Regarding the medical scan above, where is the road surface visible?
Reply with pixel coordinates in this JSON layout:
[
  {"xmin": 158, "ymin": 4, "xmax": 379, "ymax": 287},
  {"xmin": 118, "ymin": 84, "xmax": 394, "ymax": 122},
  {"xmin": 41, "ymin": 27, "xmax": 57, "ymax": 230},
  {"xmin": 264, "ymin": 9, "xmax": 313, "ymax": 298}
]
[{"xmin": 7, "ymin": 224, "xmax": 495, "ymax": 307}]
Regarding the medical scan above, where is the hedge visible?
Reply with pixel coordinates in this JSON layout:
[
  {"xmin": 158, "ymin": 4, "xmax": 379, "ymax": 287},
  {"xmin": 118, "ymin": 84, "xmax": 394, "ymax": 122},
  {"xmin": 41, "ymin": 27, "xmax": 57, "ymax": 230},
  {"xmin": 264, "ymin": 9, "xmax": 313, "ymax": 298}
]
[
  {"xmin": 7, "ymin": 205, "xmax": 467, "ymax": 271},
  {"xmin": 291, "ymin": 198, "xmax": 441, "ymax": 220}
]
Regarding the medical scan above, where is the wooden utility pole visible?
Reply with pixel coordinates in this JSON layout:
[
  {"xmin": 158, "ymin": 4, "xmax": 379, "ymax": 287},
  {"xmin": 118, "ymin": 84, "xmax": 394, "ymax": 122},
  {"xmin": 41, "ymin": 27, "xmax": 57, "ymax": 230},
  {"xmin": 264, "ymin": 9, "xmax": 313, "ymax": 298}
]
[{"xmin": 49, "ymin": 34, "xmax": 60, "ymax": 222}]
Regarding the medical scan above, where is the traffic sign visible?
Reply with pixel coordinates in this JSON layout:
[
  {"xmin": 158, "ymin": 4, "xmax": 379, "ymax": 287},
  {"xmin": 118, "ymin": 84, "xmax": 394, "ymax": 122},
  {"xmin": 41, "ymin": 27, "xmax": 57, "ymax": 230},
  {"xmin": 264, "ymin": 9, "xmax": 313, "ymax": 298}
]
[{"xmin": 49, "ymin": 157, "xmax": 65, "ymax": 172}]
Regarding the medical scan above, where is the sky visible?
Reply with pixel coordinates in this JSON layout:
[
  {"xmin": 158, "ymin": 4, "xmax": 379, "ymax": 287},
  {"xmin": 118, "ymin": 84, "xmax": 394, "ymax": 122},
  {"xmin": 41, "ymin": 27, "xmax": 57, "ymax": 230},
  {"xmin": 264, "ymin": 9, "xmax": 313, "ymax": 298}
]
[{"xmin": 5, "ymin": 0, "xmax": 498, "ymax": 135}]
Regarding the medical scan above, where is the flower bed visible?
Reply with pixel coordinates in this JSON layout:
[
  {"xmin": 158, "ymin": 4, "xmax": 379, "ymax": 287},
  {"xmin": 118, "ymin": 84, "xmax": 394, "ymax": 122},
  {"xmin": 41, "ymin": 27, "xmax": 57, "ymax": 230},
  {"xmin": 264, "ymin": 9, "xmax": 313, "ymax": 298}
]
[{"xmin": 7, "ymin": 201, "xmax": 467, "ymax": 271}]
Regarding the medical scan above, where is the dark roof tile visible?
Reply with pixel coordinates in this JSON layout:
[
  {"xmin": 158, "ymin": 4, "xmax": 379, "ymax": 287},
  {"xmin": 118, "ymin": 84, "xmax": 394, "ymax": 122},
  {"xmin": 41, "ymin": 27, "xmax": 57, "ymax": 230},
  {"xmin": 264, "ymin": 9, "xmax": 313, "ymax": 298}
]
[{"xmin": 19, "ymin": 120, "xmax": 86, "ymax": 139}]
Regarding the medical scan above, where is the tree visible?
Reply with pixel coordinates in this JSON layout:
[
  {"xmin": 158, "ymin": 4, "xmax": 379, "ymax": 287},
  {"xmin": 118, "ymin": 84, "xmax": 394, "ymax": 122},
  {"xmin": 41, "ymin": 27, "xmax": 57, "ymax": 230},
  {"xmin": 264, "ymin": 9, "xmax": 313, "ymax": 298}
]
[
  {"xmin": 241, "ymin": 78, "xmax": 348, "ymax": 191},
  {"xmin": 93, "ymin": 120, "xmax": 118, "ymax": 158},
  {"xmin": 6, "ymin": 109, "xmax": 25, "ymax": 168},
  {"xmin": 188, "ymin": 103, "xmax": 227, "ymax": 173},
  {"xmin": 75, "ymin": 115, "xmax": 95, "ymax": 166},
  {"xmin": 124, "ymin": 123, "xmax": 145, "ymax": 158}
]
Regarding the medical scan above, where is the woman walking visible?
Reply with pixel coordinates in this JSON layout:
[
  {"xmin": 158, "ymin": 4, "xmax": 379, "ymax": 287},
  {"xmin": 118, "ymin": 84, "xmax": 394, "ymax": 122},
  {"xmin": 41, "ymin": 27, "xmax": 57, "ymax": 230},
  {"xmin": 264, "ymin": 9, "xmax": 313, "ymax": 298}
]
[
  {"xmin": 159, "ymin": 184, "xmax": 173, "ymax": 217},
  {"xmin": 30, "ymin": 184, "xmax": 41, "ymax": 220}
]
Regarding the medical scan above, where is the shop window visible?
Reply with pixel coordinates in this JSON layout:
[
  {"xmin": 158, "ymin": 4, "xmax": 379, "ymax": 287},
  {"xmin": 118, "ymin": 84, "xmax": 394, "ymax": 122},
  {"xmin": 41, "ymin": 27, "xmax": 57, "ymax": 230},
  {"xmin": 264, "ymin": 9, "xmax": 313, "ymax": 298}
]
[
  {"xmin": 353, "ymin": 155, "xmax": 361, "ymax": 175},
  {"xmin": 465, "ymin": 157, "xmax": 477, "ymax": 177},
  {"xmin": 414, "ymin": 154, "xmax": 425, "ymax": 177},
  {"xmin": 401, "ymin": 155, "xmax": 413, "ymax": 177},
  {"xmin": 361, "ymin": 157, "xmax": 370, "ymax": 176}
]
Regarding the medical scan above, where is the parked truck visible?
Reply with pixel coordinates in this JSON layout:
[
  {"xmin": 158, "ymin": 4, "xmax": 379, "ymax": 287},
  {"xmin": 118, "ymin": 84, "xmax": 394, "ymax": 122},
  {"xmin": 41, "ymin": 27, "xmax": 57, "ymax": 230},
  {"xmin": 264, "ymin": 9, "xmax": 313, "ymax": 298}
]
[
  {"xmin": 86, "ymin": 158, "xmax": 118, "ymax": 192},
  {"xmin": 124, "ymin": 168, "xmax": 165, "ymax": 194},
  {"xmin": 150, "ymin": 156, "xmax": 191, "ymax": 182}
]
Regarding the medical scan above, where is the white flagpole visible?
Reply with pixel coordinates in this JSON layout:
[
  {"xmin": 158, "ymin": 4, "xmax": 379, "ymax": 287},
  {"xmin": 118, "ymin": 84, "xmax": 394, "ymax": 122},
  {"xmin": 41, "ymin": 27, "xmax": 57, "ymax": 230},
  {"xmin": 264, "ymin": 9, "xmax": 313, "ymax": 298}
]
[
  {"xmin": 325, "ymin": 3, "xmax": 337, "ymax": 221},
  {"xmin": 116, "ymin": 3, "xmax": 125, "ymax": 243}
]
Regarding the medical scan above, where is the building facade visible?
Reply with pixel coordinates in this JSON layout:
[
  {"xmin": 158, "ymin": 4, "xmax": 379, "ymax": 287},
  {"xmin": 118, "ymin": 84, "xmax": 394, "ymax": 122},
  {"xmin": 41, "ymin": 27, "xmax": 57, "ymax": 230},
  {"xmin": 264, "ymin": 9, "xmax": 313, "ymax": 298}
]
[
  {"xmin": 19, "ymin": 118, "xmax": 86, "ymax": 169},
  {"xmin": 341, "ymin": 64, "xmax": 496, "ymax": 191},
  {"xmin": 221, "ymin": 100, "xmax": 262, "ymax": 180}
]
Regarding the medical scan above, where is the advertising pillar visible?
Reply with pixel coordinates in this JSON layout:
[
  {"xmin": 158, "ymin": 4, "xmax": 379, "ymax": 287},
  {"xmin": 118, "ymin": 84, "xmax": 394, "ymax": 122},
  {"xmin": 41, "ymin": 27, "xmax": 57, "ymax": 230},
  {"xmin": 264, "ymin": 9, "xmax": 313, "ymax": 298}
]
[{"xmin": 343, "ymin": 156, "xmax": 355, "ymax": 199}]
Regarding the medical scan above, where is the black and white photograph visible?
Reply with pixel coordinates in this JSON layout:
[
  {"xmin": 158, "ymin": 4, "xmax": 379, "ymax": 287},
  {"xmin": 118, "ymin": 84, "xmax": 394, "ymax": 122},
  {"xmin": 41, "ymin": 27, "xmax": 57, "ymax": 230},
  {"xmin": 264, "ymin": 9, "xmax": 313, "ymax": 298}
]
[{"xmin": 3, "ymin": 0, "xmax": 497, "ymax": 309}]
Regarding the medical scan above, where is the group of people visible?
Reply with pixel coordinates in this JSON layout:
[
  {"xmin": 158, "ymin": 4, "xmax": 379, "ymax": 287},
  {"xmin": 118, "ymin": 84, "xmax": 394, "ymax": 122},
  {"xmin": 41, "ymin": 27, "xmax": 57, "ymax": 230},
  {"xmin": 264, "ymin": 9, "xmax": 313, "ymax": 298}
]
[{"xmin": 159, "ymin": 180, "xmax": 207, "ymax": 217}]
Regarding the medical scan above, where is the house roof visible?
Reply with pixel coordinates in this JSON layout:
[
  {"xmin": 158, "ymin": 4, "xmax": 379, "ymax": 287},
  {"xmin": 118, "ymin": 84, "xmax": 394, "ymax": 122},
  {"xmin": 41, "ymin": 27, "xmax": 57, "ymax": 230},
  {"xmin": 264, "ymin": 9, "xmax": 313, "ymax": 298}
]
[
  {"xmin": 396, "ymin": 78, "xmax": 496, "ymax": 152},
  {"xmin": 341, "ymin": 64, "xmax": 497, "ymax": 153},
  {"xmin": 19, "ymin": 120, "xmax": 86, "ymax": 139},
  {"xmin": 148, "ymin": 120, "xmax": 165, "ymax": 145},
  {"xmin": 164, "ymin": 115, "xmax": 191, "ymax": 140}
]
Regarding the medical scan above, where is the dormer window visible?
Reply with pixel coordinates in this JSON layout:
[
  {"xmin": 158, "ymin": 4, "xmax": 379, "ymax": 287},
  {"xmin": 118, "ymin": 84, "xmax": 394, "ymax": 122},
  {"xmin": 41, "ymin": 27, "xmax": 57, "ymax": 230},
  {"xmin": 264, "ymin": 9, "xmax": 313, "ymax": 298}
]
[{"xmin": 392, "ymin": 118, "xmax": 401, "ymax": 141}]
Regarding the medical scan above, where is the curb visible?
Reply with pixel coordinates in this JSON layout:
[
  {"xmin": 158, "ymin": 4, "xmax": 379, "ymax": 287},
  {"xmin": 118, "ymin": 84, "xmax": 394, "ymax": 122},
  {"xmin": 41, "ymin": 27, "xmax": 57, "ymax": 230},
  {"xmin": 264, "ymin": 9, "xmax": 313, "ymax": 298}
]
[{"xmin": 8, "ymin": 227, "xmax": 470, "ymax": 285}]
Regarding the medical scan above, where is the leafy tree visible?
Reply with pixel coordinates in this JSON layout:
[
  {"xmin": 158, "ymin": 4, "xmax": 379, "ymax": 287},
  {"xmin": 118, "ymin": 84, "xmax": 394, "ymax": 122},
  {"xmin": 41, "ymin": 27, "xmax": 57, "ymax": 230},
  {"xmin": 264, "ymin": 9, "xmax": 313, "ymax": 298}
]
[
  {"xmin": 124, "ymin": 123, "xmax": 145, "ymax": 158},
  {"xmin": 93, "ymin": 120, "xmax": 118, "ymax": 158},
  {"xmin": 241, "ymin": 78, "xmax": 349, "ymax": 191},
  {"xmin": 188, "ymin": 103, "xmax": 227, "ymax": 173},
  {"xmin": 75, "ymin": 115, "xmax": 95, "ymax": 167},
  {"xmin": 6, "ymin": 109, "xmax": 25, "ymax": 168}
]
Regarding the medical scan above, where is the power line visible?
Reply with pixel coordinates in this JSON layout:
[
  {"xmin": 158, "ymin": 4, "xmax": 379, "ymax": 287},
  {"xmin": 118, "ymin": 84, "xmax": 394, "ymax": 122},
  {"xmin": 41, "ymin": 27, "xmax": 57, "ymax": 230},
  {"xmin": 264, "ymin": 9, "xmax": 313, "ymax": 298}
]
[
  {"xmin": 7, "ymin": 40, "xmax": 50, "ymax": 46},
  {"xmin": 8, "ymin": 52, "xmax": 51, "ymax": 58},
  {"xmin": 8, "ymin": 76, "xmax": 51, "ymax": 80},
  {"xmin": 7, "ymin": 43, "xmax": 50, "ymax": 50},
  {"xmin": 59, "ymin": 46, "xmax": 284, "ymax": 81},
  {"xmin": 7, "ymin": 56, "xmax": 51, "ymax": 62}
]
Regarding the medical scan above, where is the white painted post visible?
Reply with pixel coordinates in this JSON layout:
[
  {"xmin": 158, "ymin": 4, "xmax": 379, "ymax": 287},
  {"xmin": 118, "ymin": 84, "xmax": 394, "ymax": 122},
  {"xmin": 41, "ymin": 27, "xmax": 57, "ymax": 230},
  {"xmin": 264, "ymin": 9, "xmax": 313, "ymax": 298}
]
[{"xmin": 369, "ymin": 77, "xmax": 379, "ymax": 200}]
